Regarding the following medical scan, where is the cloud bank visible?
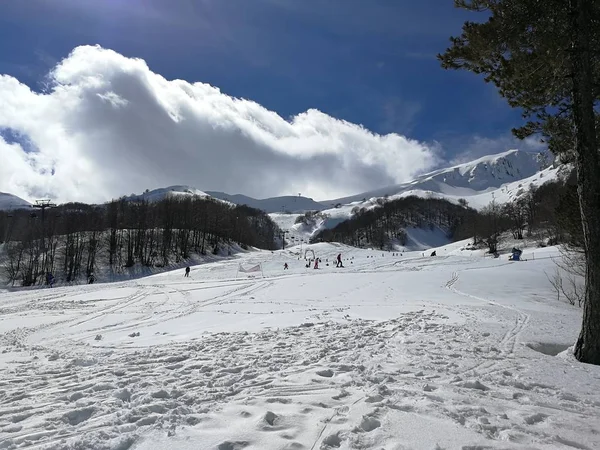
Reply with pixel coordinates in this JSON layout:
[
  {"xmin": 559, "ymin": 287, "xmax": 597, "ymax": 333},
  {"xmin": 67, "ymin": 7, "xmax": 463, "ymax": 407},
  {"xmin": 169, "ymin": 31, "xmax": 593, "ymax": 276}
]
[{"xmin": 0, "ymin": 45, "xmax": 440, "ymax": 204}]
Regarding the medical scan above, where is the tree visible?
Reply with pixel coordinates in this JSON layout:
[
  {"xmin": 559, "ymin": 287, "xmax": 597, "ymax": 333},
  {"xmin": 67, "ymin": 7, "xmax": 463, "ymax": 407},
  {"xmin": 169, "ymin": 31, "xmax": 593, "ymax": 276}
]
[
  {"xmin": 439, "ymin": 0, "xmax": 600, "ymax": 364},
  {"xmin": 502, "ymin": 200, "xmax": 526, "ymax": 240},
  {"xmin": 480, "ymin": 200, "xmax": 502, "ymax": 254}
]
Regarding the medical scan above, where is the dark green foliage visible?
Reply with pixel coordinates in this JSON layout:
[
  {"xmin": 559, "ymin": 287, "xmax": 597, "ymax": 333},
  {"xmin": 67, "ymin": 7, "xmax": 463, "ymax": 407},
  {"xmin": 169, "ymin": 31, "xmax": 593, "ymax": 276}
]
[
  {"xmin": 439, "ymin": 0, "xmax": 600, "ymax": 160},
  {"xmin": 440, "ymin": 0, "xmax": 600, "ymax": 363}
]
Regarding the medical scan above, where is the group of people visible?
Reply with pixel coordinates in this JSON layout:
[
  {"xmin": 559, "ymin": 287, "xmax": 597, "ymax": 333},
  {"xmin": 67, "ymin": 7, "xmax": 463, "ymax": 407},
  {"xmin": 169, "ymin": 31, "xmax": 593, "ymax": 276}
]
[
  {"xmin": 183, "ymin": 253, "xmax": 346, "ymax": 275},
  {"xmin": 286, "ymin": 253, "xmax": 344, "ymax": 270}
]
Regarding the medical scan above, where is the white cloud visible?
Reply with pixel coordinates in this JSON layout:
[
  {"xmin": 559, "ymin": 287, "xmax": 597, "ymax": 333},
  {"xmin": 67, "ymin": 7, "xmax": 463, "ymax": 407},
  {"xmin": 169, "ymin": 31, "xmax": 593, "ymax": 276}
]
[{"xmin": 0, "ymin": 45, "xmax": 440, "ymax": 204}]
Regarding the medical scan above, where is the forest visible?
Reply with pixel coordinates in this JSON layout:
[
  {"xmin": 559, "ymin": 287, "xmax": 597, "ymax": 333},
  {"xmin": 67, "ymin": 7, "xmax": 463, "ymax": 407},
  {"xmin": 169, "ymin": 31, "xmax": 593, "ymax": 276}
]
[
  {"xmin": 312, "ymin": 175, "xmax": 582, "ymax": 255},
  {"xmin": 0, "ymin": 196, "xmax": 280, "ymax": 286}
]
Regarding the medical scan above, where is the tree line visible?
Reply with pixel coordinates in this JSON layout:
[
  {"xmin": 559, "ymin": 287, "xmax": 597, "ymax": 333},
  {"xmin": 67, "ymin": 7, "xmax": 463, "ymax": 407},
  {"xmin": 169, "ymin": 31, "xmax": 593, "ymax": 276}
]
[
  {"xmin": 1, "ymin": 196, "xmax": 280, "ymax": 286},
  {"xmin": 311, "ymin": 196, "xmax": 474, "ymax": 249},
  {"xmin": 312, "ymin": 176, "xmax": 581, "ymax": 255},
  {"xmin": 455, "ymin": 177, "xmax": 583, "ymax": 253}
]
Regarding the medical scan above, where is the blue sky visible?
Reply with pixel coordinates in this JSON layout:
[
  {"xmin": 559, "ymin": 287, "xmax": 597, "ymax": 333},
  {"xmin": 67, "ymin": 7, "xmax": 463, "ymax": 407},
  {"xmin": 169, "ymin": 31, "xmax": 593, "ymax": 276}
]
[
  {"xmin": 0, "ymin": 0, "xmax": 542, "ymax": 202},
  {"xmin": 0, "ymin": 0, "xmax": 522, "ymax": 152}
]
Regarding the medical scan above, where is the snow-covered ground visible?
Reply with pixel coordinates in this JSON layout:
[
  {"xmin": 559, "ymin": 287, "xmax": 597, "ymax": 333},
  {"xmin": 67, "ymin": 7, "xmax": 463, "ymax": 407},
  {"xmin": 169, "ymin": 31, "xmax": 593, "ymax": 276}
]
[{"xmin": 1, "ymin": 242, "xmax": 599, "ymax": 450}]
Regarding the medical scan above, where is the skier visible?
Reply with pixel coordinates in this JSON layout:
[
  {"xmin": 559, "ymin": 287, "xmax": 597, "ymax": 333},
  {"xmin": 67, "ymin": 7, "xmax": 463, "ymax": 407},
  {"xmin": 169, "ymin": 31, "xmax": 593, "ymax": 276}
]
[
  {"xmin": 46, "ymin": 272, "xmax": 55, "ymax": 288},
  {"xmin": 336, "ymin": 254, "xmax": 343, "ymax": 268},
  {"xmin": 88, "ymin": 273, "xmax": 95, "ymax": 284},
  {"xmin": 184, "ymin": 266, "xmax": 190, "ymax": 277},
  {"xmin": 284, "ymin": 263, "xmax": 289, "ymax": 270},
  {"xmin": 314, "ymin": 258, "xmax": 319, "ymax": 269}
]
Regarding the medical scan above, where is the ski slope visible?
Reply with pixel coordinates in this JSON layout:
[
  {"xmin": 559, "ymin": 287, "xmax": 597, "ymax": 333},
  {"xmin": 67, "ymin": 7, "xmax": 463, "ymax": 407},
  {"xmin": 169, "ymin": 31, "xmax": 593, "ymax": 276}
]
[{"xmin": 1, "ymin": 243, "xmax": 599, "ymax": 450}]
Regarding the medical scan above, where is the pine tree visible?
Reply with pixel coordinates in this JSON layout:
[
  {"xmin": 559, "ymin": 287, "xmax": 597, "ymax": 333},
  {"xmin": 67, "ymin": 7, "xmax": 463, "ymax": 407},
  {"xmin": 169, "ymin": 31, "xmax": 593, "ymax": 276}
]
[{"xmin": 439, "ymin": 0, "xmax": 600, "ymax": 364}]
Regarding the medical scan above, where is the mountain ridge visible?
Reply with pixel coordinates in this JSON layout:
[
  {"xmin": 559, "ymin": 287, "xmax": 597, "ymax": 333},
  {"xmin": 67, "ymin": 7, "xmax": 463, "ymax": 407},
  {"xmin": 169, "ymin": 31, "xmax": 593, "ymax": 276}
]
[
  {"xmin": 323, "ymin": 149, "xmax": 552, "ymax": 206},
  {"xmin": 205, "ymin": 192, "xmax": 325, "ymax": 214},
  {"xmin": 0, "ymin": 192, "xmax": 32, "ymax": 210},
  {"xmin": 0, "ymin": 149, "xmax": 558, "ymax": 213}
]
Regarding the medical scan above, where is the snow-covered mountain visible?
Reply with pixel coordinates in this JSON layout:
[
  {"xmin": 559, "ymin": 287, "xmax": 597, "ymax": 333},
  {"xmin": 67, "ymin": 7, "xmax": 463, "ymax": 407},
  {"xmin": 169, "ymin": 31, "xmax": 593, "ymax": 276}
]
[
  {"xmin": 325, "ymin": 149, "xmax": 553, "ymax": 208},
  {"xmin": 124, "ymin": 185, "xmax": 211, "ymax": 203},
  {"xmin": 268, "ymin": 150, "xmax": 566, "ymax": 246},
  {"xmin": 0, "ymin": 192, "xmax": 31, "ymax": 210},
  {"xmin": 205, "ymin": 192, "xmax": 325, "ymax": 213},
  {"xmin": 133, "ymin": 150, "xmax": 555, "ymax": 218}
]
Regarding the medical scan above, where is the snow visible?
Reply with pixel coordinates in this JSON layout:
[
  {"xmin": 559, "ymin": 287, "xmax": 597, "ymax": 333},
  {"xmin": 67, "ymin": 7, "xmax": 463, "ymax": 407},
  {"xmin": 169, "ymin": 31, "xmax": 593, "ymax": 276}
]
[
  {"xmin": 270, "ymin": 208, "xmax": 451, "ymax": 252},
  {"xmin": 1, "ymin": 242, "xmax": 599, "ymax": 450},
  {"xmin": 269, "ymin": 211, "xmax": 352, "ymax": 246},
  {"xmin": 381, "ymin": 163, "xmax": 566, "ymax": 210},
  {"xmin": 125, "ymin": 186, "xmax": 212, "ymax": 203},
  {"xmin": 212, "ymin": 151, "xmax": 561, "ymax": 218},
  {"xmin": 267, "ymin": 151, "xmax": 567, "ymax": 243},
  {"xmin": 0, "ymin": 192, "xmax": 31, "ymax": 210},
  {"xmin": 206, "ymin": 192, "xmax": 325, "ymax": 214},
  {"xmin": 324, "ymin": 150, "xmax": 561, "ymax": 210},
  {"xmin": 403, "ymin": 226, "xmax": 451, "ymax": 250}
]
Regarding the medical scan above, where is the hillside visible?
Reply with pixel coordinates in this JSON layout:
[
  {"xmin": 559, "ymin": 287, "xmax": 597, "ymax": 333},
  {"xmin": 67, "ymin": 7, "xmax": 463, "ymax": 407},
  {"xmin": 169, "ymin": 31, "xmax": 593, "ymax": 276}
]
[
  {"xmin": 1, "ymin": 150, "xmax": 566, "ymax": 254},
  {"xmin": 267, "ymin": 150, "xmax": 566, "ymax": 244},
  {"xmin": 0, "ymin": 192, "xmax": 31, "ymax": 210},
  {"xmin": 127, "ymin": 151, "xmax": 559, "ymax": 219},
  {"xmin": 325, "ymin": 149, "xmax": 554, "ymax": 208},
  {"xmin": 124, "ymin": 185, "xmax": 212, "ymax": 203},
  {"xmin": 206, "ymin": 191, "xmax": 325, "ymax": 213}
]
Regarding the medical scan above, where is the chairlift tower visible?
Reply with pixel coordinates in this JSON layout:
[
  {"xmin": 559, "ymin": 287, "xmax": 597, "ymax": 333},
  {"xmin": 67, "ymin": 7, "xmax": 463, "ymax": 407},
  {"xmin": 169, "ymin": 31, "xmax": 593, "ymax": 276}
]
[
  {"xmin": 33, "ymin": 199, "xmax": 56, "ymax": 257},
  {"xmin": 33, "ymin": 199, "xmax": 57, "ymax": 225},
  {"xmin": 281, "ymin": 230, "xmax": 289, "ymax": 250}
]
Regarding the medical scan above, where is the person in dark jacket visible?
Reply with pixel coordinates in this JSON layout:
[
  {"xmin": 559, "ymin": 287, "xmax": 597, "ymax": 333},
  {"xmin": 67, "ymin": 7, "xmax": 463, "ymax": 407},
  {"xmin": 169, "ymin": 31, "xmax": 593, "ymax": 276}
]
[{"xmin": 185, "ymin": 266, "xmax": 190, "ymax": 277}]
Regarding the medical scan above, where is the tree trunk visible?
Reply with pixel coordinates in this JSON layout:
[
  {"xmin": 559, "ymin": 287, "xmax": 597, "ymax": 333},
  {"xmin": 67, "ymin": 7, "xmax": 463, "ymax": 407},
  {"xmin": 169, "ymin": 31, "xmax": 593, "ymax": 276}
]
[{"xmin": 571, "ymin": 0, "xmax": 600, "ymax": 365}]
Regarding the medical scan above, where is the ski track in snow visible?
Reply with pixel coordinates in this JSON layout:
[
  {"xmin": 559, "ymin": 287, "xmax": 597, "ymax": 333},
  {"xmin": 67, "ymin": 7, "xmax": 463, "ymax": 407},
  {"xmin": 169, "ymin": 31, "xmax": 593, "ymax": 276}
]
[{"xmin": 1, "ymin": 243, "xmax": 599, "ymax": 450}]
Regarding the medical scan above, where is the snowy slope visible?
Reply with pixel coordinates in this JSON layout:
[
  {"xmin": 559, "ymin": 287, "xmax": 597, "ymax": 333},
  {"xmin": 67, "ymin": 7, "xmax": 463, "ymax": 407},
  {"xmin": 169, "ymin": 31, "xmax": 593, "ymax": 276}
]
[
  {"xmin": 326, "ymin": 149, "xmax": 555, "ymax": 208},
  {"xmin": 0, "ymin": 192, "xmax": 31, "ymax": 210},
  {"xmin": 217, "ymin": 150, "xmax": 555, "ymax": 216},
  {"xmin": 1, "ymin": 243, "xmax": 598, "ymax": 449},
  {"xmin": 267, "ymin": 150, "xmax": 566, "ymax": 242},
  {"xmin": 125, "ymin": 185, "xmax": 211, "ymax": 203},
  {"xmin": 382, "ymin": 162, "xmax": 566, "ymax": 210},
  {"xmin": 206, "ymin": 191, "xmax": 325, "ymax": 213}
]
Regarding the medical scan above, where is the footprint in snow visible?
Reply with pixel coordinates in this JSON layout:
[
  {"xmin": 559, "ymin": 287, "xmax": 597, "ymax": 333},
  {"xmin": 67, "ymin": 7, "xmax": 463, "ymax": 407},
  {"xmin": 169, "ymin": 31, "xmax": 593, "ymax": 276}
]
[
  {"xmin": 524, "ymin": 412, "xmax": 548, "ymax": 425},
  {"xmin": 263, "ymin": 411, "xmax": 277, "ymax": 426},
  {"xmin": 217, "ymin": 441, "xmax": 250, "ymax": 450},
  {"xmin": 321, "ymin": 431, "xmax": 343, "ymax": 449}
]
